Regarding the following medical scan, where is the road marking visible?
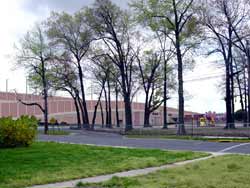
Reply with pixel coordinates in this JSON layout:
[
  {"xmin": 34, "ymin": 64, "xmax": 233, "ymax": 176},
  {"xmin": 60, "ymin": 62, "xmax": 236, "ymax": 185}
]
[{"xmin": 219, "ymin": 143, "xmax": 250, "ymax": 153}]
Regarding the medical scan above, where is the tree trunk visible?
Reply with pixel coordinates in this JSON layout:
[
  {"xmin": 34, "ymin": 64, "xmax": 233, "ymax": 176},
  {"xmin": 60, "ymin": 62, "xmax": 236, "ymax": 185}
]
[
  {"xmin": 143, "ymin": 93, "xmax": 151, "ymax": 127},
  {"xmin": 236, "ymin": 72, "xmax": 244, "ymax": 111},
  {"xmin": 61, "ymin": 88, "xmax": 82, "ymax": 128},
  {"xmin": 92, "ymin": 87, "xmax": 104, "ymax": 128},
  {"xmin": 243, "ymin": 65, "xmax": 248, "ymax": 126},
  {"xmin": 73, "ymin": 97, "xmax": 81, "ymax": 128},
  {"xmin": 41, "ymin": 60, "xmax": 48, "ymax": 134},
  {"xmin": 77, "ymin": 94, "xmax": 85, "ymax": 126},
  {"xmin": 144, "ymin": 106, "xmax": 151, "ymax": 127},
  {"xmin": 115, "ymin": 86, "xmax": 120, "ymax": 127},
  {"xmin": 230, "ymin": 58, "xmax": 235, "ymax": 129},
  {"xmin": 163, "ymin": 59, "xmax": 168, "ymax": 129},
  {"xmin": 103, "ymin": 86, "xmax": 109, "ymax": 127},
  {"xmin": 100, "ymin": 101, "xmax": 104, "ymax": 127},
  {"xmin": 247, "ymin": 52, "xmax": 250, "ymax": 126},
  {"xmin": 225, "ymin": 61, "xmax": 233, "ymax": 129},
  {"xmin": 78, "ymin": 64, "xmax": 89, "ymax": 127},
  {"xmin": 175, "ymin": 35, "xmax": 186, "ymax": 135},
  {"xmin": 107, "ymin": 79, "xmax": 112, "ymax": 128},
  {"xmin": 43, "ymin": 91, "xmax": 49, "ymax": 134},
  {"xmin": 124, "ymin": 94, "xmax": 133, "ymax": 131},
  {"xmin": 120, "ymin": 65, "xmax": 133, "ymax": 131}
]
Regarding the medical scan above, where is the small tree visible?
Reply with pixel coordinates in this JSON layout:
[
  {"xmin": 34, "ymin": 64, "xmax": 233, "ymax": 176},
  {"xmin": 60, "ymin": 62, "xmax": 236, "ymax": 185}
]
[
  {"xmin": 15, "ymin": 24, "xmax": 54, "ymax": 134},
  {"xmin": 90, "ymin": 54, "xmax": 114, "ymax": 128},
  {"xmin": 137, "ymin": 50, "xmax": 174, "ymax": 127}
]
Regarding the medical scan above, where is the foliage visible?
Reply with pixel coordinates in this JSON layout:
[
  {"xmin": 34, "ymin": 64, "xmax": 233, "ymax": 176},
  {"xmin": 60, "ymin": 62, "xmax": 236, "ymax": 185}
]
[
  {"xmin": 131, "ymin": 0, "xmax": 202, "ymax": 49},
  {"xmin": 46, "ymin": 10, "xmax": 94, "ymax": 125},
  {"xmin": 0, "ymin": 116, "xmax": 38, "ymax": 148},
  {"xmin": 0, "ymin": 142, "xmax": 207, "ymax": 188},
  {"xmin": 16, "ymin": 24, "xmax": 55, "ymax": 92},
  {"xmin": 15, "ymin": 24, "xmax": 55, "ymax": 134},
  {"xmin": 85, "ymin": 0, "xmax": 140, "ymax": 129},
  {"xmin": 234, "ymin": 110, "xmax": 247, "ymax": 122},
  {"xmin": 138, "ymin": 50, "xmax": 175, "ymax": 111},
  {"xmin": 49, "ymin": 117, "xmax": 57, "ymax": 124},
  {"xmin": 46, "ymin": 11, "xmax": 92, "ymax": 57}
]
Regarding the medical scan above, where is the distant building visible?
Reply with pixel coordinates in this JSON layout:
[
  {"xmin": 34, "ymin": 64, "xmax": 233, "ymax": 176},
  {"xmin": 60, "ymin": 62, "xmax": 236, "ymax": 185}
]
[{"xmin": 0, "ymin": 92, "xmax": 199, "ymax": 126}]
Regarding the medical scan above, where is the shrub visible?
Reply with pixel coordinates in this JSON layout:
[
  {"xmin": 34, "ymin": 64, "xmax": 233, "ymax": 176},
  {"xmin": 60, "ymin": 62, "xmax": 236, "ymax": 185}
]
[
  {"xmin": 234, "ymin": 110, "xmax": 247, "ymax": 121},
  {"xmin": 60, "ymin": 121, "xmax": 68, "ymax": 125},
  {"xmin": 49, "ymin": 117, "xmax": 57, "ymax": 125},
  {"xmin": 0, "ymin": 115, "xmax": 38, "ymax": 148}
]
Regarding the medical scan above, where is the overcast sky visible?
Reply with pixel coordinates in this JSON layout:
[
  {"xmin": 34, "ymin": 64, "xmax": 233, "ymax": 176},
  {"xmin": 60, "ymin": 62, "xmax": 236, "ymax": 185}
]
[{"xmin": 0, "ymin": 0, "xmax": 228, "ymax": 113}]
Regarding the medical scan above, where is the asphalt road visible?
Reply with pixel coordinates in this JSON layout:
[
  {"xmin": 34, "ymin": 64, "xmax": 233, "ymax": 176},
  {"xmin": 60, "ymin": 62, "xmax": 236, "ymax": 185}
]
[{"xmin": 38, "ymin": 131, "xmax": 250, "ymax": 154}]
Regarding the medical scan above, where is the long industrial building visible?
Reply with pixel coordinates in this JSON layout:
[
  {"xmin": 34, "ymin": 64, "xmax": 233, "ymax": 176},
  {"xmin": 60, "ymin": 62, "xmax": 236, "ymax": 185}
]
[{"xmin": 0, "ymin": 92, "xmax": 198, "ymax": 126}]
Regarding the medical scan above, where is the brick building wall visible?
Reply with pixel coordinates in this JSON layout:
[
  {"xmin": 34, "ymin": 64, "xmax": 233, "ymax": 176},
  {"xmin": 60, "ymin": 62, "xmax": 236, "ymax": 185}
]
[{"xmin": 0, "ymin": 92, "xmax": 198, "ymax": 126}]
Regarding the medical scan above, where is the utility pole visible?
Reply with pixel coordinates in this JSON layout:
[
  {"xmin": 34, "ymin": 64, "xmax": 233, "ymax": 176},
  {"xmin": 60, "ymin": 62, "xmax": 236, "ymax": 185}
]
[
  {"xmin": 26, "ymin": 77, "xmax": 28, "ymax": 94},
  {"xmin": 6, "ymin": 79, "xmax": 8, "ymax": 92},
  {"xmin": 90, "ymin": 83, "xmax": 93, "ymax": 100}
]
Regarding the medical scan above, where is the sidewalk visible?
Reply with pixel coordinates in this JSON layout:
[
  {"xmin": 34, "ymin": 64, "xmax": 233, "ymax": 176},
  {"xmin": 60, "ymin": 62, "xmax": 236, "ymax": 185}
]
[{"xmin": 28, "ymin": 153, "xmax": 225, "ymax": 188}]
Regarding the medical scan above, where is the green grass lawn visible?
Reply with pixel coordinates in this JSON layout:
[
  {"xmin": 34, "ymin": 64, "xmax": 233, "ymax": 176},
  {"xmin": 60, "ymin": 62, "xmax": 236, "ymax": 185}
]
[
  {"xmin": 0, "ymin": 142, "xmax": 207, "ymax": 188},
  {"xmin": 79, "ymin": 154, "xmax": 250, "ymax": 188},
  {"xmin": 126, "ymin": 135, "xmax": 250, "ymax": 142}
]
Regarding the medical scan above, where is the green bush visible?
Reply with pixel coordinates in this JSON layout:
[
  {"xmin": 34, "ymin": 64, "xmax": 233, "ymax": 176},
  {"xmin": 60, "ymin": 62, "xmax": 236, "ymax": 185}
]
[
  {"xmin": 0, "ymin": 115, "xmax": 38, "ymax": 148},
  {"xmin": 49, "ymin": 117, "xmax": 57, "ymax": 125},
  {"xmin": 235, "ymin": 110, "xmax": 247, "ymax": 121}
]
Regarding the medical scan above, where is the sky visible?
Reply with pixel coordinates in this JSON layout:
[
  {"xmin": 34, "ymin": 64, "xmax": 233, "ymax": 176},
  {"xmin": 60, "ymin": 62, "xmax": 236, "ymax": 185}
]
[{"xmin": 0, "ymin": 0, "xmax": 228, "ymax": 113}]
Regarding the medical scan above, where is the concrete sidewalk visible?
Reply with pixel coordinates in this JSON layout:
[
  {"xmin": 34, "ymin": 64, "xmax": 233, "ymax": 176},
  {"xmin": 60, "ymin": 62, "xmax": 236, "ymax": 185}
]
[{"xmin": 28, "ymin": 153, "xmax": 225, "ymax": 188}]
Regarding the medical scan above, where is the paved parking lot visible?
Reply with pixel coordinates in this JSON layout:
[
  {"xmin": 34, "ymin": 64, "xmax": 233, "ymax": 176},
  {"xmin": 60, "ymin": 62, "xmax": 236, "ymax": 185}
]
[{"xmin": 38, "ymin": 130, "xmax": 250, "ymax": 154}]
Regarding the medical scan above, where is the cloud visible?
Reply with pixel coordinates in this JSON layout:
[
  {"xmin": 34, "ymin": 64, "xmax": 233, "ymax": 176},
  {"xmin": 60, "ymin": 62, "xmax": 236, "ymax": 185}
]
[
  {"xmin": 20, "ymin": 0, "xmax": 129, "ymax": 15},
  {"xmin": 0, "ymin": 0, "xmax": 229, "ymax": 113}
]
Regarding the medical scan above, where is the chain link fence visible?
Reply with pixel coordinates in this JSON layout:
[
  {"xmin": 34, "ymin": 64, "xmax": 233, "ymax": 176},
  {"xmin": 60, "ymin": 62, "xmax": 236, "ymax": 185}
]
[{"xmin": 122, "ymin": 122, "xmax": 250, "ymax": 138}]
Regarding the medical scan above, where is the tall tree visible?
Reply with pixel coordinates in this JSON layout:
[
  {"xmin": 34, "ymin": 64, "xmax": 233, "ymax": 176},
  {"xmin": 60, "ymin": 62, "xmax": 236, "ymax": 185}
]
[
  {"xmin": 85, "ymin": 0, "xmax": 138, "ymax": 131},
  {"xmin": 200, "ymin": 0, "xmax": 249, "ymax": 128},
  {"xmin": 225, "ymin": 0, "xmax": 250, "ymax": 125},
  {"xmin": 46, "ymin": 10, "xmax": 93, "ymax": 127},
  {"xmin": 132, "ymin": 0, "xmax": 200, "ymax": 134},
  {"xmin": 15, "ymin": 24, "xmax": 54, "ymax": 134}
]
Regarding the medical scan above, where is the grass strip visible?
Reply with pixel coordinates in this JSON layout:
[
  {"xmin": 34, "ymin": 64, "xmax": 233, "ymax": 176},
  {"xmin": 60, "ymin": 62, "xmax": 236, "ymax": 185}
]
[{"xmin": 0, "ymin": 142, "xmax": 207, "ymax": 188}]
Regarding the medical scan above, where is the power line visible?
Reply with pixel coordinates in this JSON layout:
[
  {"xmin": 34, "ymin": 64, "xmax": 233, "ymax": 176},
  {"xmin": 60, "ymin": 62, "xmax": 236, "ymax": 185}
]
[
  {"xmin": 185, "ymin": 72, "xmax": 224, "ymax": 80},
  {"xmin": 184, "ymin": 74, "xmax": 225, "ymax": 83}
]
